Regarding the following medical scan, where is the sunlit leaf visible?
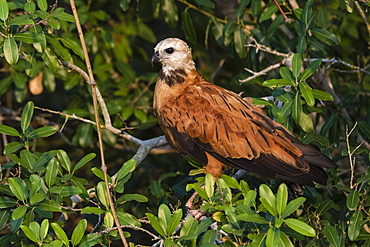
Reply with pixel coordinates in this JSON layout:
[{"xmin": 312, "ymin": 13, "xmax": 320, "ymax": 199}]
[{"xmin": 4, "ymin": 37, "xmax": 19, "ymax": 65}]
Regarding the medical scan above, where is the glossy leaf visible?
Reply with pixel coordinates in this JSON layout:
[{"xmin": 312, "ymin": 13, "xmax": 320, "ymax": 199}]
[
  {"xmin": 284, "ymin": 219, "xmax": 316, "ymax": 237},
  {"xmin": 42, "ymin": 47, "xmax": 59, "ymax": 72},
  {"xmin": 312, "ymin": 29, "xmax": 339, "ymax": 45},
  {"xmin": 12, "ymin": 206, "xmax": 28, "ymax": 220},
  {"xmin": 346, "ymin": 190, "xmax": 360, "ymax": 211},
  {"xmin": 57, "ymin": 149, "xmax": 72, "ymax": 173},
  {"xmin": 4, "ymin": 37, "xmax": 19, "ymax": 65},
  {"xmin": 279, "ymin": 67, "xmax": 295, "ymax": 83},
  {"xmin": 40, "ymin": 219, "xmax": 49, "ymax": 241},
  {"xmin": 8, "ymin": 177, "xmax": 28, "ymax": 202},
  {"xmin": 299, "ymin": 111, "xmax": 313, "ymax": 133},
  {"xmin": 323, "ymin": 225, "xmax": 340, "ymax": 247},
  {"xmin": 29, "ymin": 126, "xmax": 58, "ymax": 139},
  {"xmin": 299, "ymin": 82, "xmax": 315, "ymax": 107},
  {"xmin": 263, "ymin": 79, "xmax": 295, "ymax": 88},
  {"xmin": 81, "ymin": 207, "xmax": 105, "ymax": 215},
  {"xmin": 59, "ymin": 38, "xmax": 84, "ymax": 59},
  {"xmin": 51, "ymin": 223, "xmax": 69, "ymax": 246},
  {"xmin": 236, "ymin": 213, "xmax": 269, "ymax": 224},
  {"xmin": 259, "ymin": 184, "xmax": 277, "ymax": 217},
  {"xmin": 259, "ymin": 5, "xmax": 278, "ymax": 22},
  {"xmin": 179, "ymin": 215, "xmax": 198, "ymax": 239},
  {"xmin": 21, "ymin": 101, "xmax": 34, "ymax": 132},
  {"xmin": 276, "ymin": 184, "xmax": 288, "ymax": 216},
  {"xmin": 20, "ymin": 225, "xmax": 40, "ymax": 244},
  {"xmin": 348, "ymin": 210, "xmax": 363, "ymax": 241},
  {"xmin": 158, "ymin": 204, "xmax": 171, "ymax": 234},
  {"xmin": 97, "ymin": 182, "xmax": 109, "ymax": 208},
  {"xmin": 167, "ymin": 209, "xmax": 182, "ymax": 236},
  {"xmin": 292, "ymin": 53, "xmax": 302, "ymax": 78},
  {"xmin": 0, "ymin": 0, "xmax": 9, "ymax": 20},
  {"xmin": 71, "ymin": 219, "xmax": 87, "ymax": 246},
  {"xmin": 4, "ymin": 142, "xmax": 23, "ymax": 155},
  {"xmin": 146, "ymin": 213, "xmax": 166, "ymax": 237},
  {"xmin": 204, "ymin": 173, "xmax": 214, "ymax": 200},
  {"xmin": 300, "ymin": 59, "xmax": 322, "ymax": 80},
  {"xmin": 115, "ymin": 159, "xmax": 136, "ymax": 182},
  {"xmin": 0, "ymin": 125, "xmax": 20, "ymax": 137},
  {"xmin": 292, "ymin": 92, "xmax": 302, "ymax": 124},
  {"xmin": 37, "ymin": 0, "xmax": 47, "ymax": 11},
  {"xmin": 73, "ymin": 153, "xmax": 96, "ymax": 172},
  {"xmin": 266, "ymin": 227, "xmax": 280, "ymax": 247},
  {"xmin": 8, "ymin": 15, "xmax": 34, "ymax": 26},
  {"xmin": 282, "ymin": 197, "xmax": 306, "ymax": 218}
]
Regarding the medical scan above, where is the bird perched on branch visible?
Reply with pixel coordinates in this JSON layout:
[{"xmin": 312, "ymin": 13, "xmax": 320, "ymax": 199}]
[{"xmin": 151, "ymin": 38, "xmax": 334, "ymax": 187}]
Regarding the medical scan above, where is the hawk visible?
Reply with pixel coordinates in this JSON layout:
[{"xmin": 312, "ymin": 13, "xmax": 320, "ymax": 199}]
[{"xmin": 151, "ymin": 38, "xmax": 334, "ymax": 186}]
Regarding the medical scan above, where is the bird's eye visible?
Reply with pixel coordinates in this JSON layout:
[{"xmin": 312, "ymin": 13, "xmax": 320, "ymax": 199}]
[{"xmin": 165, "ymin": 47, "xmax": 174, "ymax": 54}]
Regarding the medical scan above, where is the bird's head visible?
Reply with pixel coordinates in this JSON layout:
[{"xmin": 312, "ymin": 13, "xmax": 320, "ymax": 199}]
[{"xmin": 152, "ymin": 38, "xmax": 195, "ymax": 71}]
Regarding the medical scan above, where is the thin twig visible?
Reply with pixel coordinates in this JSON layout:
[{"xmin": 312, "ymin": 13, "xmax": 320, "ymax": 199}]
[
  {"xmin": 272, "ymin": 0, "xmax": 292, "ymax": 23},
  {"xmin": 69, "ymin": 0, "xmax": 128, "ymax": 246}
]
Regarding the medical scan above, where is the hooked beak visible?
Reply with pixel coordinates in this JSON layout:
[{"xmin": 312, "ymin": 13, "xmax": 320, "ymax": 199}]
[{"xmin": 151, "ymin": 51, "xmax": 160, "ymax": 67}]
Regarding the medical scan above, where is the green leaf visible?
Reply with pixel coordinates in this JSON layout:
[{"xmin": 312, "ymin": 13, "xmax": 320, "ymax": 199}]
[
  {"xmin": 234, "ymin": 28, "xmax": 246, "ymax": 58},
  {"xmin": 57, "ymin": 149, "xmax": 71, "ymax": 173},
  {"xmin": 25, "ymin": 51, "xmax": 37, "ymax": 77},
  {"xmin": 12, "ymin": 206, "xmax": 28, "ymax": 220},
  {"xmin": 195, "ymin": 0, "xmax": 215, "ymax": 8},
  {"xmin": 279, "ymin": 231, "xmax": 294, "ymax": 247},
  {"xmin": 299, "ymin": 111, "xmax": 313, "ymax": 133},
  {"xmin": 282, "ymin": 197, "xmax": 306, "ymax": 218},
  {"xmin": 0, "ymin": 197, "xmax": 17, "ymax": 208},
  {"xmin": 311, "ymin": 29, "xmax": 339, "ymax": 45},
  {"xmin": 60, "ymin": 186, "xmax": 82, "ymax": 197},
  {"xmin": 259, "ymin": 5, "xmax": 278, "ymax": 22},
  {"xmin": 24, "ymin": 2, "xmax": 36, "ymax": 13},
  {"xmin": 284, "ymin": 219, "xmax": 315, "ymax": 237},
  {"xmin": 71, "ymin": 219, "xmax": 87, "ymax": 246},
  {"xmin": 212, "ymin": 20, "xmax": 224, "ymax": 44},
  {"xmin": 276, "ymin": 100, "xmax": 293, "ymax": 124},
  {"xmin": 297, "ymin": 35, "xmax": 307, "ymax": 55},
  {"xmin": 0, "ymin": 125, "xmax": 20, "ymax": 137},
  {"xmin": 73, "ymin": 153, "xmax": 96, "ymax": 172},
  {"xmin": 292, "ymin": 53, "xmax": 302, "ymax": 78},
  {"xmin": 116, "ymin": 194, "xmax": 148, "ymax": 204},
  {"xmin": 323, "ymin": 225, "xmax": 340, "ymax": 247},
  {"xmin": 33, "ymin": 151, "xmax": 56, "ymax": 172},
  {"xmin": 279, "ymin": 67, "xmax": 295, "ymax": 83},
  {"xmin": 167, "ymin": 209, "xmax": 182, "ymax": 235},
  {"xmin": 81, "ymin": 207, "xmax": 105, "ymax": 215},
  {"xmin": 263, "ymin": 79, "xmax": 294, "ymax": 88},
  {"xmin": 97, "ymin": 182, "xmax": 109, "ymax": 208},
  {"xmin": 300, "ymin": 59, "xmax": 321, "ymax": 80},
  {"xmin": 20, "ymin": 225, "xmax": 40, "ymax": 244},
  {"xmin": 348, "ymin": 210, "xmax": 363, "ymax": 241},
  {"xmin": 115, "ymin": 159, "xmax": 136, "ymax": 182},
  {"xmin": 204, "ymin": 173, "xmax": 214, "ymax": 200},
  {"xmin": 29, "ymin": 126, "xmax": 58, "ymax": 139},
  {"xmin": 30, "ymin": 192, "xmax": 46, "ymax": 205},
  {"xmin": 4, "ymin": 37, "xmax": 19, "ymax": 65},
  {"xmin": 259, "ymin": 184, "xmax": 277, "ymax": 217},
  {"xmin": 299, "ymin": 81, "xmax": 315, "ymax": 107},
  {"xmin": 179, "ymin": 215, "xmax": 198, "ymax": 239},
  {"xmin": 346, "ymin": 190, "xmax": 359, "ymax": 211},
  {"xmin": 357, "ymin": 121, "xmax": 370, "ymax": 141},
  {"xmin": 162, "ymin": 0, "xmax": 178, "ymax": 28},
  {"xmin": 266, "ymin": 227, "xmax": 280, "ymax": 247},
  {"xmin": 146, "ymin": 213, "xmax": 166, "ymax": 237},
  {"xmin": 52, "ymin": 9, "xmax": 75, "ymax": 22},
  {"xmin": 0, "ymin": 0, "xmax": 9, "ymax": 20},
  {"xmin": 182, "ymin": 9, "xmax": 197, "ymax": 44},
  {"xmin": 40, "ymin": 219, "xmax": 49, "ymax": 241},
  {"xmin": 316, "ymin": 199, "xmax": 334, "ymax": 215},
  {"xmin": 292, "ymin": 92, "xmax": 302, "ymax": 124},
  {"xmin": 276, "ymin": 184, "xmax": 288, "ymax": 216},
  {"xmin": 37, "ymin": 0, "xmax": 48, "ymax": 11},
  {"xmin": 236, "ymin": 213, "xmax": 269, "ymax": 224},
  {"xmin": 42, "ymin": 47, "xmax": 59, "ymax": 72},
  {"xmin": 46, "ymin": 35, "xmax": 73, "ymax": 63},
  {"xmin": 8, "ymin": 177, "xmax": 28, "ymax": 202},
  {"xmin": 21, "ymin": 101, "xmax": 34, "ymax": 133},
  {"xmin": 59, "ymin": 38, "xmax": 84, "ymax": 59},
  {"xmin": 312, "ymin": 89, "xmax": 333, "ymax": 101},
  {"xmin": 4, "ymin": 142, "xmax": 23, "ymax": 155},
  {"xmin": 8, "ymin": 15, "xmax": 34, "ymax": 25},
  {"xmin": 51, "ymin": 223, "xmax": 69, "ymax": 246}
]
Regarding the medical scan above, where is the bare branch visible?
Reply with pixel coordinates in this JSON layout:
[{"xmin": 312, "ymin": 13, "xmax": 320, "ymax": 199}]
[{"xmin": 240, "ymin": 62, "xmax": 282, "ymax": 83}]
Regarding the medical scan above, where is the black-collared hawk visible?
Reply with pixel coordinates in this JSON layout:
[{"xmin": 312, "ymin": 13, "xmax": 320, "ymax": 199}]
[{"xmin": 151, "ymin": 38, "xmax": 334, "ymax": 187}]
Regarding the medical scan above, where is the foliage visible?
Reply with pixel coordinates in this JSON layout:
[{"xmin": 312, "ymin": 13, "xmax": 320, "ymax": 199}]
[{"xmin": 0, "ymin": 0, "xmax": 369, "ymax": 246}]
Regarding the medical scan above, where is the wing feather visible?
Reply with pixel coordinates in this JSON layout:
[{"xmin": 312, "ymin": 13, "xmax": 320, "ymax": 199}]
[{"xmin": 157, "ymin": 81, "xmax": 316, "ymax": 177}]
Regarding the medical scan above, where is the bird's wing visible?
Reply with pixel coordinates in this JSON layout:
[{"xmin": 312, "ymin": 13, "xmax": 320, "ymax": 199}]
[{"xmin": 158, "ymin": 81, "xmax": 313, "ymax": 178}]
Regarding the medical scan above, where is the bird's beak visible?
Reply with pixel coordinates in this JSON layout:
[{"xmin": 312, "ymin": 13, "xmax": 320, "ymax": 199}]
[{"xmin": 151, "ymin": 51, "xmax": 160, "ymax": 67}]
